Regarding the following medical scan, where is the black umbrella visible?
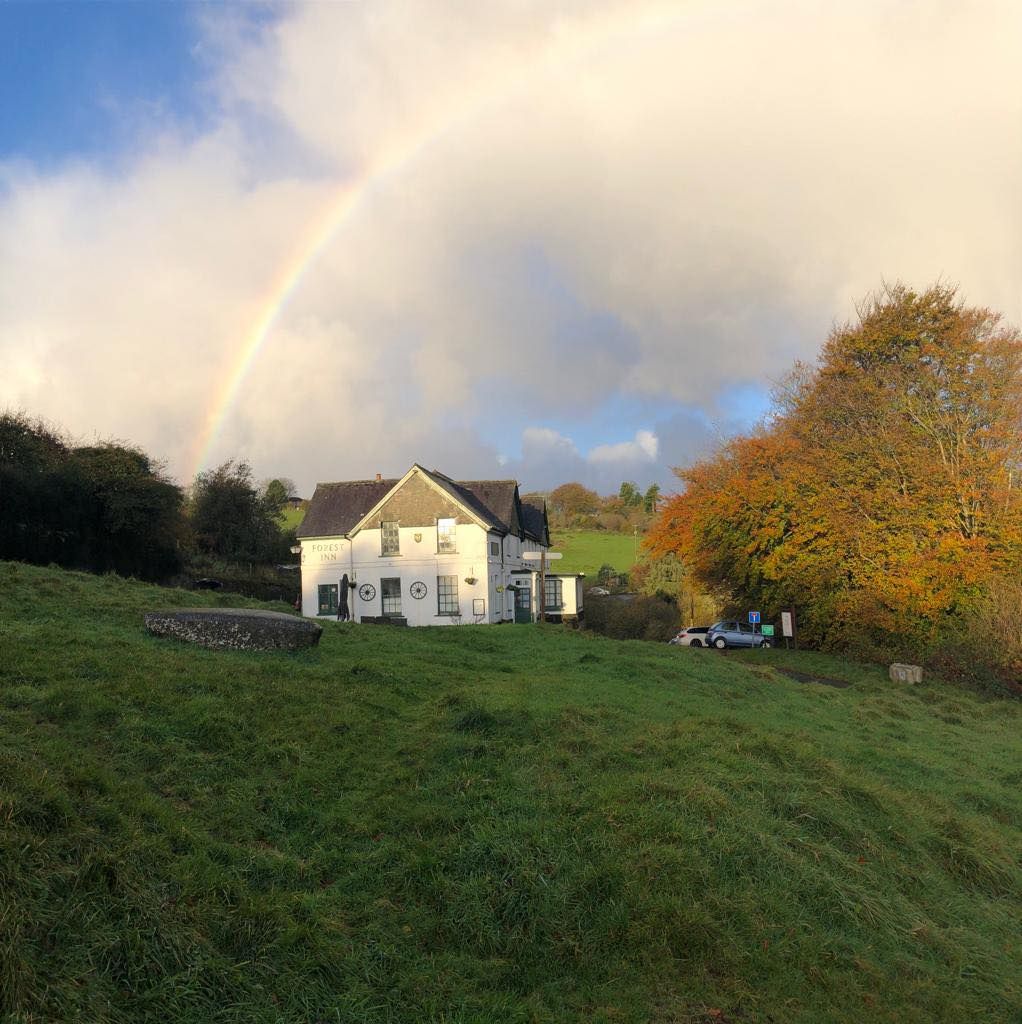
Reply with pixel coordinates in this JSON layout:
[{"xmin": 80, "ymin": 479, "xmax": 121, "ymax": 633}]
[{"xmin": 338, "ymin": 574, "xmax": 350, "ymax": 621}]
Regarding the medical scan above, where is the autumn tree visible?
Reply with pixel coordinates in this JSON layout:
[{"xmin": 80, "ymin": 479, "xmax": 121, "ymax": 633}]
[{"xmin": 647, "ymin": 283, "xmax": 1022, "ymax": 660}]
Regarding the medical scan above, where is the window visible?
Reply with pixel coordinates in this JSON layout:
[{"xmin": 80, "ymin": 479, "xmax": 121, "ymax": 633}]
[
  {"xmin": 437, "ymin": 517, "xmax": 456, "ymax": 553},
  {"xmin": 381, "ymin": 521, "xmax": 400, "ymax": 555},
  {"xmin": 317, "ymin": 584, "xmax": 338, "ymax": 615},
  {"xmin": 515, "ymin": 583, "xmax": 531, "ymax": 610},
  {"xmin": 437, "ymin": 574, "xmax": 459, "ymax": 615},
  {"xmin": 381, "ymin": 577, "xmax": 402, "ymax": 615},
  {"xmin": 543, "ymin": 577, "xmax": 563, "ymax": 611},
  {"xmin": 490, "ymin": 540, "xmax": 499, "ymax": 556}
]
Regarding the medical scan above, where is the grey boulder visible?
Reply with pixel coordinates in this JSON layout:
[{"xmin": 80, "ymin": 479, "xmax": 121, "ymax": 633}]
[{"xmin": 144, "ymin": 608, "xmax": 322, "ymax": 652}]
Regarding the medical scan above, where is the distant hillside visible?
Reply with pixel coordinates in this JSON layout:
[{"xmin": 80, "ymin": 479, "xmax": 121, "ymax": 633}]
[
  {"xmin": 1, "ymin": 561, "xmax": 1020, "ymax": 1023},
  {"xmin": 551, "ymin": 529, "xmax": 640, "ymax": 578}
]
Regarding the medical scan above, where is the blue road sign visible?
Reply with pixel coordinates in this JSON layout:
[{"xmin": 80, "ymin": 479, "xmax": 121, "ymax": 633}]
[{"xmin": 749, "ymin": 610, "xmax": 761, "ymax": 624}]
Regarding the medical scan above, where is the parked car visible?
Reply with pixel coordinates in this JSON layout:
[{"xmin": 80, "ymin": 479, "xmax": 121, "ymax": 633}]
[
  {"xmin": 706, "ymin": 620, "xmax": 772, "ymax": 649},
  {"xmin": 669, "ymin": 626, "xmax": 710, "ymax": 647}
]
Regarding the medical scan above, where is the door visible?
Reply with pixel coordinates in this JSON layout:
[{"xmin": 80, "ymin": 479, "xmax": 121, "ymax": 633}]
[{"xmin": 514, "ymin": 584, "xmax": 532, "ymax": 623}]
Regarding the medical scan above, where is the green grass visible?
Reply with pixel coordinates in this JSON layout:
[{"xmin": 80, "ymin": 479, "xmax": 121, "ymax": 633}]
[
  {"xmin": 552, "ymin": 530, "xmax": 640, "ymax": 578},
  {"xmin": 1, "ymin": 560, "xmax": 1020, "ymax": 1023},
  {"xmin": 280, "ymin": 505, "xmax": 306, "ymax": 532}
]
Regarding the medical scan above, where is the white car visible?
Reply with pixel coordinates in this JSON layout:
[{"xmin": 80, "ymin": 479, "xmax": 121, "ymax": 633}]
[{"xmin": 668, "ymin": 626, "xmax": 710, "ymax": 647}]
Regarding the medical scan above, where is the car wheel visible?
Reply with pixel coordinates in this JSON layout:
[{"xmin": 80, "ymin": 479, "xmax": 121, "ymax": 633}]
[
  {"xmin": 713, "ymin": 637, "xmax": 727, "ymax": 649},
  {"xmin": 690, "ymin": 639, "xmax": 702, "ymax": 647},
  {"xmin": 760, "ymin": 639, "xmax": 772, "ymax": 649}
]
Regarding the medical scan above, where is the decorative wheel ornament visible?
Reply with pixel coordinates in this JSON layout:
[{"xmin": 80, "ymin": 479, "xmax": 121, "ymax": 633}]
[
  {"xmin": 358, "ymin": 583, "xmax": 376, "ymax": 601},
  {"xmin": 410, "ymin": 581, "xmax": 428, "ymax": 600}
]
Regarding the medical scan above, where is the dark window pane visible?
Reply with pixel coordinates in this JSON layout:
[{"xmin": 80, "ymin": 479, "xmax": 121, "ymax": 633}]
[
  {"xmin": 318, "ymin": 584, "xmax": 338, "ymax": 615},
  {"xmin": 381, "ymin": 577, "xmax": 401, "ymax": 615}
]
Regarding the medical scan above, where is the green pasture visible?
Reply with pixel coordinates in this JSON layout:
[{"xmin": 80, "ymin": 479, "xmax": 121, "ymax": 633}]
[
  {"xmin": 0, "ymin": 561, "xmax": 1019, "ymax": 1023},
  {"xmin": 551, "ymin": 529, "xmax": 641, "ymax": 578}
]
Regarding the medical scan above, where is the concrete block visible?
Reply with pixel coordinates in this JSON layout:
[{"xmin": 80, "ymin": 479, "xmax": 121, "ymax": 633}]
[{"xmin": 889, "ymin": 663, "xmax": 923, "ymax": 684}]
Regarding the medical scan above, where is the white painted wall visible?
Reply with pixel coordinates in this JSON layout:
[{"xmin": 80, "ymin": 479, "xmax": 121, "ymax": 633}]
[{"xmin": 300, "ymin": 521, "xmax": 547, "ymax": 626}]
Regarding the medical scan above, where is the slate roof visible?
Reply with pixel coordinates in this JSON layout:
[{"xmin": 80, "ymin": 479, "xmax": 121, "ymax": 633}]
[
  {"xmin": 296, "ymin": 479, "xmax": 397, "ymax": 538},
  {"xmin": 297, "ymin": 467, "xmax": 539, "ymax": 540},
  {"xmin": 520, "ymin": 500, "xmax": 549, "ymax": 544}
]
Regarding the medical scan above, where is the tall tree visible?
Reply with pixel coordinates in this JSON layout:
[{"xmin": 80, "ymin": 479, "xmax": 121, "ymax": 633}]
[{"xmin": 648, "ymin": 283, "xmax": 1022, "ymax": 655}]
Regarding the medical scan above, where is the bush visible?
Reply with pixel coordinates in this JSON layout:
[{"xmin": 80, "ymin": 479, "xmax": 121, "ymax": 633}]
[{"xmin": 585, "ymin": 593, "xmax": 679, "ymax": 642}]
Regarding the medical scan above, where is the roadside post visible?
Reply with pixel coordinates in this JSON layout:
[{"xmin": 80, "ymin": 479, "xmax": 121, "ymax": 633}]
[{"xmin": 523, "ymin": 551, "xmax": 562, "ymax": 623}]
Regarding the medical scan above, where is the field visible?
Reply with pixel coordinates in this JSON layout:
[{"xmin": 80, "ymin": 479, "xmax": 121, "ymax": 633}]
[
  {"xmin": 1, "ymin": 561, "xmax": 1020, "ymax": 1023},
  {"xmin": 551, "ymin": 529, "xmax": 640, "ymax": 578},
  {"xmin": 280, "ymin": 505, "xmax": 306, "ymax": 532}
]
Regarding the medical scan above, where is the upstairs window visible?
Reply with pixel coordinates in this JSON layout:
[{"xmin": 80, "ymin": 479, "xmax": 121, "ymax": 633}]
[
  {"xmin": 490, "ymin": 541, "xmax": 499, "ymax": 556},
  {"xmin": 381, "ymin": 520, "xmax": 400, "ymax": 555},
  {"xmin": 437, "ymin": 518, "xmax": 457, "ymax": 553},
  {"xmin": 381, "ymin": 577, "xmax": 402, "ymax": 615}
]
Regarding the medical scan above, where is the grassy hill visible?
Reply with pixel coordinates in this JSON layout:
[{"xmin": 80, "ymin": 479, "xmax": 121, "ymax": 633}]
[
  {"xmin": 551, "ymin": 530, "xmax": 640, "ymax": 578},
  {"xmin": 1, "ymin": 561, "xmax": 1020, "ymax": 1023}
]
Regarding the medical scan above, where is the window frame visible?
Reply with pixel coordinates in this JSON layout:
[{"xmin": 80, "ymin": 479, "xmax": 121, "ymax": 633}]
[
  {"xmin": 543, "ymin": 577, "xmax": 563, "ymax": 611},
  {"xmin": 437, "ymin": 574, "xmax": 459, "ymax": 615},
  {"xmin": 381, "ymin": 520, "xmax": 400, "ymax": 556},
  {"xmin": 380, "ymin": 577, "xmax": 402, "ymax": 616},
  {"xmin": 317, "ymin": 583, "xmax": 338, "ymax": 616},
  {"xmin": 437, "ymin": 517, "xmax": 457, "ymax": 554}
]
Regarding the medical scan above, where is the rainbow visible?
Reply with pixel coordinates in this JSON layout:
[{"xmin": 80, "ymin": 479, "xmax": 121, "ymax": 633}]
[{"xmin": 186, "ymin": 1, "xmax": 693, "ymax": 482}]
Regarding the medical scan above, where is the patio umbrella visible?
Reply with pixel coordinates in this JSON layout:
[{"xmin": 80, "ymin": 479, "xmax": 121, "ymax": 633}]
[{"xmin": 338, "ymin": 574, "xmax": 350, "ymax": 621}]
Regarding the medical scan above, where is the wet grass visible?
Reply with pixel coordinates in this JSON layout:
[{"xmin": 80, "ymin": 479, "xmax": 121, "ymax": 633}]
[{"xmin": 0, "ymin": 561, "xmax": 1019, "ymax": 1023}]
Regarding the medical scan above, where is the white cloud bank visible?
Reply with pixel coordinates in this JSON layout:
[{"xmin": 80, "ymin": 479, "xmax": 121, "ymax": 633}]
[{"xmin": 3, "ymin": 0, "xmax": 1022, "ymax": 494}]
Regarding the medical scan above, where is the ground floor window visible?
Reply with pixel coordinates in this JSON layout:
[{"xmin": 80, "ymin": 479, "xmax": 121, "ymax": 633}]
[
  {"xmin": 318, "ymin": 583, "xmax": 338, "ymax": 615},
  {"xmin": 543, "ymin": 577, "xmax": 563, "ymax": 611},
  {"xmin": 381, "ymin": 577, "xmax": 402, "ymax": 615},
  {"xmin": 437, "ymin": 574, "xmax": 459, "ymax": 615}
]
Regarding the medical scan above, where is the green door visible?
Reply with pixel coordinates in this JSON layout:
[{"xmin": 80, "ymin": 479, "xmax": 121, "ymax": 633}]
[{"xmin": 514, "ymin": 584, "xmax": 532, "ymax": 624}]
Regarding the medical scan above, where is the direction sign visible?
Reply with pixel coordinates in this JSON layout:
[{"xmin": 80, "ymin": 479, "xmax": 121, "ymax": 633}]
[
  {"xmin": 523, "ymin": 551, "xmax": 562, "ymax": 560},
  {"xmin": 748, "ymin": 610, "xmax": 761, "ymax": 625}
]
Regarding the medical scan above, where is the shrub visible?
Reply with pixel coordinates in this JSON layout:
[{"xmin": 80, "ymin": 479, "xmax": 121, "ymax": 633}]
[{"xmin": 585, "ymin": 593, "xmax": 679, "ymax": 642}]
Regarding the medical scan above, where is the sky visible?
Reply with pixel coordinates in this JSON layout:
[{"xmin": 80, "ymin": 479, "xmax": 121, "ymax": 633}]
[{"xmin": 2, "ymin": 0, "xmax": 1021, "ymax": 497}]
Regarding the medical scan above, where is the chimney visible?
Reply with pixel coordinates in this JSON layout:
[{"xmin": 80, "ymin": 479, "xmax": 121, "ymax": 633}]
[{"xmin": 375, "ymin": 473, "xmax": 382, "ymax": 481}]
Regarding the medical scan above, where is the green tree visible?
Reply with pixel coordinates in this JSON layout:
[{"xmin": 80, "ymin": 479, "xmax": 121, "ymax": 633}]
[{"xmin": 191, "ymin": 461, "xmax": 290, "ymax": 563}]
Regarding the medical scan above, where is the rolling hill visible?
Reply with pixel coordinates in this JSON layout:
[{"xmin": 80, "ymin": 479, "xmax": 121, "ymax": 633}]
[{"xmin": 1, "ymin": 561, "xmax": 1019, "ymax": 1023}]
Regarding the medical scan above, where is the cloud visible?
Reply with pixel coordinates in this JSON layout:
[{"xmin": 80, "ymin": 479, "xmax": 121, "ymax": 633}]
[
  {"xmin": 589, "ymin": 430, "xmax": 658, "ymax": 465},
  {"xmin": 3, "ymin": 0, "xmax": 1022, "ymax": 495}
]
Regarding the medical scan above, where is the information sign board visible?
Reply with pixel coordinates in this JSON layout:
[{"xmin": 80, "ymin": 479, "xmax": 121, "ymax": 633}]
[
  {"xmin": 761, "ymin": 624, "xmax": 774, "ymax": 637},
  {"xmin": 781, "ymin": 611, "xmax": 794, "ymax": 638}
]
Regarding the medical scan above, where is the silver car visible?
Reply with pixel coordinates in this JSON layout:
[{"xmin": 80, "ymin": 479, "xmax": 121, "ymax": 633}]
[
  {"xmin": 706, "ymin": 620, "xmax": 772, "ymax": 649},
  {"xmin": 669, "ymin": 626, "xmax": 710, "ymax": 647}
]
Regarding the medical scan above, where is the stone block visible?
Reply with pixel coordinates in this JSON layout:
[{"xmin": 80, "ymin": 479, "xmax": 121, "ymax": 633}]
[
  {"xmin": 144, "ymin": 608, "xmax": 322, "ymax": 652},
  {"xmin": 889, "ymin": 662, "xmax": 923, "ymax": 684}
]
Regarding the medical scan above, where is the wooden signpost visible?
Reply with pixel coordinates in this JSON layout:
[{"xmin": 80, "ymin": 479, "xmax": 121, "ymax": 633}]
[{"xmin": 523, "ymin": 550, "xmax": 562, "ymax": 623}]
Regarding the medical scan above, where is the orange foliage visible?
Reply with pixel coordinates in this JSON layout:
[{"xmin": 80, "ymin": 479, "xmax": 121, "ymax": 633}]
[{"xmin": 647, "ymin": 283, "xmax": 1022, "ymax": 655}]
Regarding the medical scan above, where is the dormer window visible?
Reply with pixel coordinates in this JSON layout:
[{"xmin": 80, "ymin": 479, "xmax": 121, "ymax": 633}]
[
  {"xmin": 381, "ymin": 521, "xmax": 400, "ymax": 555},
  {"xmin": 437, "ymin": 517, "xmax": 456, "ymax": 553}
]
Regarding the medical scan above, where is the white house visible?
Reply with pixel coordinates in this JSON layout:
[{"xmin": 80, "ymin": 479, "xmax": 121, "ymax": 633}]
[{"xmin": 297, "ymin": 464, "xmax": 582, "ymax": 626}]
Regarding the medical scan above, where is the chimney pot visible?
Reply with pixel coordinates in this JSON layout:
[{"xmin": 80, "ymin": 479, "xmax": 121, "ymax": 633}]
[{"xmin": 375, "ymin": 473, "xmax": 382, "ymax": 481}]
